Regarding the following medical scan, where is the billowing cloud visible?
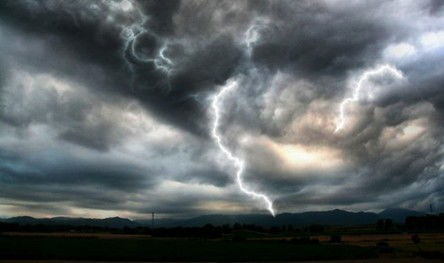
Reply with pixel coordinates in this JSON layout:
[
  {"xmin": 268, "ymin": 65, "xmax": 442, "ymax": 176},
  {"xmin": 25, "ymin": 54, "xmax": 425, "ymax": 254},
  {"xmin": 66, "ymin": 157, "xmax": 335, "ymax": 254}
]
[{"xmin": 0, "ymin": 0, "xmax": 443, "ymax": 218}]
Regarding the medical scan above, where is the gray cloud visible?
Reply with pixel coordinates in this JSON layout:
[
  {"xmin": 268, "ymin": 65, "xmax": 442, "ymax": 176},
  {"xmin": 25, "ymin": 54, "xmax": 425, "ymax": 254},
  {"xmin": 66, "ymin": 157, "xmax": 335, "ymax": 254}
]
[{"xmin": 0, "ymin": 0, "xmax": 443, "ymax": 218}]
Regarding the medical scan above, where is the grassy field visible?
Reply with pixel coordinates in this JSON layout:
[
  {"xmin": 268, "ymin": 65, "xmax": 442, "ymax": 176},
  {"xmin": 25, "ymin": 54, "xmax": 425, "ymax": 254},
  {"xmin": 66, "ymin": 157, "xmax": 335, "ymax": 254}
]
[
  {"xmin": 0, "ymin": 234, "xmax": 376, "ymax": 261},
  {"xmin": 338, "ymin": 233, "xmax": 444, "ymax": 259},
  {"xmin": 0, "ymin": 232, "xmax": 443, "ymax": 261}
]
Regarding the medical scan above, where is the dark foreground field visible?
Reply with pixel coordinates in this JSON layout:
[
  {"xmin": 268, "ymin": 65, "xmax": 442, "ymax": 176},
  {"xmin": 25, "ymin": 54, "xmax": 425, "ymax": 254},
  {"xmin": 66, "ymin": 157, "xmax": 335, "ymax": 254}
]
[
  {"xmin": 1, "ymin": 232, "xmax": 443, "ymax": 262},
  {"xmin": 0, "ymin": 234, "xmax": 376, "ymax": 262}
]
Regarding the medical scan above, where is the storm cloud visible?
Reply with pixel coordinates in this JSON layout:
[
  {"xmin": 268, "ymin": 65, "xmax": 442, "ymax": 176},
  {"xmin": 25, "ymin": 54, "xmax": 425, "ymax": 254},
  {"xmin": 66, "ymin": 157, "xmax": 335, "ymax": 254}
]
[{"xmin": 0, "ymin": 0, "xmax": 443, "ymax": 218}]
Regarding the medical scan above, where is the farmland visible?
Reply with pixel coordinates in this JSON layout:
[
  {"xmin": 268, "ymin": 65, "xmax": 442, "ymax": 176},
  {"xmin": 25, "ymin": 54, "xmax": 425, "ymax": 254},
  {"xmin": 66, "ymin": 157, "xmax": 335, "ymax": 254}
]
[{"xmin": 0, "ymin": 231, "xmax": 443, "ymax": 261}]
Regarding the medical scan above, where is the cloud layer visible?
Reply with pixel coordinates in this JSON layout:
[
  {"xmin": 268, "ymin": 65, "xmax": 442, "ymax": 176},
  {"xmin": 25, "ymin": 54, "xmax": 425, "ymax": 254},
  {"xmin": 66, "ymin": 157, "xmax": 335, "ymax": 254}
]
[{"xmin": 0, "ymin": 0, "xmax": 443, "ymax": 218}]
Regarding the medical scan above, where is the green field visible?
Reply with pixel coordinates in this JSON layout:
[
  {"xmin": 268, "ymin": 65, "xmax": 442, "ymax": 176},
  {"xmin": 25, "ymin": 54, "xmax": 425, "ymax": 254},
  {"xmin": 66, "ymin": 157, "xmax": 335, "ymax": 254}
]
[{"xmin": 0, "ymin": 235, "xmax": 377, "ymax": 261}]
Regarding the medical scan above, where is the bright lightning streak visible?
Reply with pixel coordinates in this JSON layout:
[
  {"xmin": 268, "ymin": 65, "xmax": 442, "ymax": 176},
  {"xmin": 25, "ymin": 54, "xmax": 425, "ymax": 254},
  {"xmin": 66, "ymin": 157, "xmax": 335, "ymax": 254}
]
[
  {"xmin": 154, "ymin": 43, "xmax": 174, "ymax": 74},
  {"xmin": 207, "ymin": 20, "xmax": 275, "ymax": 216},
  {"xmin": 211, "ymin": 80, "xmax": 276, "ymax": 216},
  {"xmin": 335, "ymin": 64, "xmax": 405, "ymax": 133},
  {"xmin": 243, "ymin": 19, "xmax": 269, "ymax": 56},
  {"xmin": 244, "ymin": 25, "xmax": 261, "ymax": 56},
  {"xmin": 118, "ymin": 0, "xmax": 152, "ymax": 67},
  {"xmin": 117, "ymin": 0, "xmax": 174, "ymax": 74}
]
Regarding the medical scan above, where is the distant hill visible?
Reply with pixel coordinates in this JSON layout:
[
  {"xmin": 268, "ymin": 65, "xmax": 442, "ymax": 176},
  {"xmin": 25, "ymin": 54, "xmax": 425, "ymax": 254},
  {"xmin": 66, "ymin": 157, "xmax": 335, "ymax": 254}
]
[
  {"xmin": 146, "ymin": 208, "xmax": 425, "ymax": 227},
  {"xmin": 1, "ymin": 208, "xmax": 425, "ymax": 228},
  {"xmin": 145, "ymin": 209, "xmax": 381, "ymax": 227},
  {"xmin": 1, "ymin": 216, "xmax": 137, "ymax": 229}
]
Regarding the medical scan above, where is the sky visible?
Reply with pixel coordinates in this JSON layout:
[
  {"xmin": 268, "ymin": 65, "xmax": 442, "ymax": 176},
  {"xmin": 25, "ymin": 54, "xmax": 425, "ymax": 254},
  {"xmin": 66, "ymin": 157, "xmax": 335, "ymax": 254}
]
[{"xmin": 0, "ymin": 0, "xmax": 443, "ymax": 219}]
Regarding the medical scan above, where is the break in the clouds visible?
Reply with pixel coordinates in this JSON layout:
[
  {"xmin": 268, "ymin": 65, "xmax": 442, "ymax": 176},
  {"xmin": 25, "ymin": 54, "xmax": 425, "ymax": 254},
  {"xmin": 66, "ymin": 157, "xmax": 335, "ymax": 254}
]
[{"xmin": 0, "ymin": 0, "xmax": 443, "ymax": 218}]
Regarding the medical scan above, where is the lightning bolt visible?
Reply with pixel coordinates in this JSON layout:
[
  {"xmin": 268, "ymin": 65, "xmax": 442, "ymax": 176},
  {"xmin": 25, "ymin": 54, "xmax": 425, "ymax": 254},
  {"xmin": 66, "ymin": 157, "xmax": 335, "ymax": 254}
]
[
  {"xmin": 244, "ymin": 19, "xmax": 269, "ymax": 56},
  {"xmin": 207, "ymin": 21, "xmax": 275, "ymax": 216},
  {"xmin": 335, "ymin": 64, "xmax": 405, "ymax": 132},
  {"xmin": 154, "ymin": 43, "xmax": 174, "ymax": 74},
  {"xmin": 117, "ymin": 0, "xmax": 175, "ymax": 74},
  {"xmin": 211, "ymin": 80, "xmax": 276, "ymax": 216},
  {"xmin": 117, "ymin": 0, "xmax": 151, "ymax": 66},
  {"xmin": 244, "ymin": 25, "xmax": 261, "ymax": 56}
]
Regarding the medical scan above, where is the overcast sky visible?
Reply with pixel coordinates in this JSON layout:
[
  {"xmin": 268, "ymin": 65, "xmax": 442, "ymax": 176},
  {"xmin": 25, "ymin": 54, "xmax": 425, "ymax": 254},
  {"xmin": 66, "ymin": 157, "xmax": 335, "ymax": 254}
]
[{"xmin": 0, "ymin": 0, "xmax": 443, "ymax": 219}]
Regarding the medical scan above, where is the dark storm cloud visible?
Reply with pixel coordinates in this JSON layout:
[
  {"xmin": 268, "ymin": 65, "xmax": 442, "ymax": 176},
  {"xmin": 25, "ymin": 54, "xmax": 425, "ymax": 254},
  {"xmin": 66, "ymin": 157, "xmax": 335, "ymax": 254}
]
[
  {"xmin": 1, "ymin": 0, "xmax": 389, "ymax": 136},
  {"xmin": 140, "ymin": 0, "xmax": 181, "ymax": 36},
  {"xmin": 0, "ymin": 0, "xmax": 403, "ymax": 135},
  {"xmin": 179, "ymin": 168, "xmax": 230, "ymax": 188},
  {"xmin": 0, "ymin": 0, "xmax": 233, "ymax": 136},
  {"xmin": 0, "ymin": 0, "xmax": 443, "ymax": 217},
  {"xmin": 131, "ymin": 35, "xmax": 243, "ymax": 136},
  {"xmin": 401, "ymin": 60, "xmax": 444, "ymax": 120},
  {"xmin": 429, "ymin": 0, "xmax": 444, "ymax": 14},
  {"xmin": 0, "ymin": 143, "xmax": 158, "ymax": 203},
  {"xmin": 249, "ymin": 1, "xmax": 391, "ymax": 77}
]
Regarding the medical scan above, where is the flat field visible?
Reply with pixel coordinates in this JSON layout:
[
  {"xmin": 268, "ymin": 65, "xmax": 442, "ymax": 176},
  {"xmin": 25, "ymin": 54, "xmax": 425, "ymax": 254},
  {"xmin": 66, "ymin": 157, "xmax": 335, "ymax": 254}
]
[{"xmin": 0, "ymin": 232, "xmax": 442, "ymax": 261}]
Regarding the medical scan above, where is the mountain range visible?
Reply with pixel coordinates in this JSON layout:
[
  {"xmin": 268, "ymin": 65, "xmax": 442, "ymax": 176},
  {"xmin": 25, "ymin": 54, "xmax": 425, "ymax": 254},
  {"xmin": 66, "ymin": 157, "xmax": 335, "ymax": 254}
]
[{"xmin": 0, "ymin": 208, "xmax": 425, "ymax": 229}]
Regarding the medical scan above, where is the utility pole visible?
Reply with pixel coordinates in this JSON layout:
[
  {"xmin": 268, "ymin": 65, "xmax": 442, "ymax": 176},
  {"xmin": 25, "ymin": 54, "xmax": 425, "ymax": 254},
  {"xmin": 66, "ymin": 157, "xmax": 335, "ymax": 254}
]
[{"xmin": 151, "ymin": 212, "xmax": 155, "ymax": 228}]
